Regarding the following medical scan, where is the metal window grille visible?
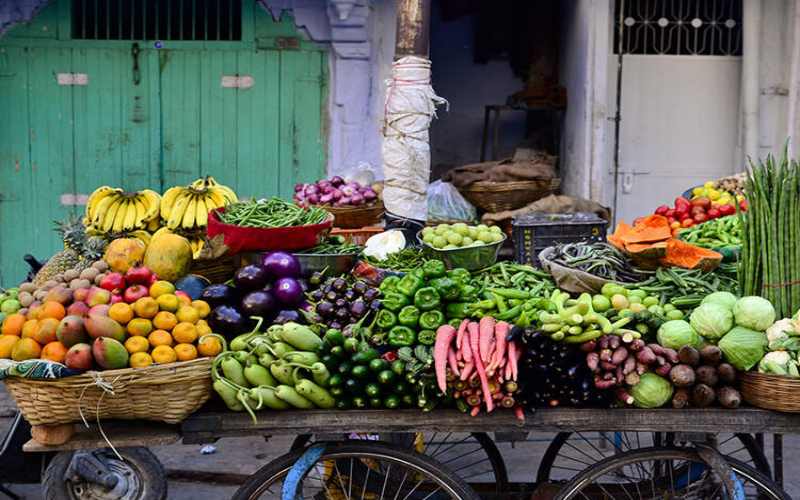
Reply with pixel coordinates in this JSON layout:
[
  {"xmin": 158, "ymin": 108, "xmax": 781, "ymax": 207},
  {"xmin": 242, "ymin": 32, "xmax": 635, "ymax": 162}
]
[
  {"xmin": 614, "ymin": 0, "xmax": 742, "ymax": 56},
  {"xmin": 71, "ymin": 0, "xmax": 243, "ymax": 41}
]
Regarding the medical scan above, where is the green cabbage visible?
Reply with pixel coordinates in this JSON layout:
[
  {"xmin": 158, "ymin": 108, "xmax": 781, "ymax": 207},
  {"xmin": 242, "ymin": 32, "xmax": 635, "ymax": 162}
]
[
  {"xmin": 657, "ymin": 320, "xmax": 700, "ymax": 350},
  {"xmin": 701, "ymin": 291, "xmax": 738, "ymax": 311},
  {"xmin": 689, "ymin": 303, "xmax": 733, "ymax": 341},
  {"xmin": 733, "ymin": 296, "xmax": 775, "ymax": 331},
  {"xmin": 631, "ymin": 373, "xmax": 673, "ymax": 408},
  {"xmin": 718, "ymin": 326, "xmax": 767, "ymax": 371}
]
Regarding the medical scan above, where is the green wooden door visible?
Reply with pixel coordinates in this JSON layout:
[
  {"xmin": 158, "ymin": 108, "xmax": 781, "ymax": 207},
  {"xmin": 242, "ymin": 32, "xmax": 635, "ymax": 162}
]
[{"xmin": 0, "ymin": 1, "xmax": 327, "ymax": 286}]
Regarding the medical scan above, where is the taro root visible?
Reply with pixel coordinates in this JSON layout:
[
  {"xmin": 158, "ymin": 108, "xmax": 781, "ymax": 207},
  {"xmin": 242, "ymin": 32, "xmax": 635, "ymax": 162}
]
[
  {"xmin": 717, "ymin": 386, "xmax": 742, "ymax": 409},
  {"xmin": 672, "ymin": 388, "xmax": 690, "ymax": 409},
  {"xmin": 692, "ymin": 383, "xmax": 716, "ymax": 408},
  {"xmin": 678, "ymin": 345, "xmax": 700, "ymax": 366},
  {"xmin": 695, "ymin": 365, "xmax": 719, "ymax": 387},
  {"xmin": 699, "ymin": 345, "xmax": 722, "ymax": 366},
  {"xmin": 669, "ymin": 364, "xmax": 696, "ymax": 387},
  {"xmin": 717, "ymin": 363, "xmax": 736, "ymax": 384}
]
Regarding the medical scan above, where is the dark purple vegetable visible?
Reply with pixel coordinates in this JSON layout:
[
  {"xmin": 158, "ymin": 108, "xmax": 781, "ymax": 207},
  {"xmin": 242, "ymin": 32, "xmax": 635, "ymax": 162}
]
[
  {"xmin": 297, "ymin": 279, "xmax": 310, "ymax": 292},
  {"xmin": 331, "ymin": 175, "xmax": 344, "ymax": 186},
  {"xmin": 329, "ymin": 321, "xmax": 343, "ymax": 330},
  {"xmin": 363, "ymin": 288, "xmax": 380, "ymax": 302},
  {"xmin": 325, "ymin": 291, "xmax": 338, "ymax": 302},
  {"xmin": 350, "ymin": 300, "xmax": 367, "ymax": 318},
  {"xmin": 332, "ymin": 278, "xmax": 347, "ymax": 292},
  {"xmin": 310, "ymin": 290, "xmax": 324, "ymax": 302},
  {"xmin": 200, "ymin": 284, "xmax": 238, "ymax": 308},
  {"xmin": 335, "ymin": 298, "xmax": 347, "ymax": 308},
  {"xmin": 274, "ymin": 309, "xmax": 301, "ymax": 325},
  {"xmin": 273, "ymin": 277, "xmax": 304, "ymax": 306},
  {"xmin": 316, "ymin": 301, "xmax": 335, "ymax": 318},
  {"xmin": 335, "ymin": 308, "xmax": 350, "ymax": 320},
  {"xmin": 240, "ymin": 291, "xmax": 277, "ymax": 318},
  {"xmin": 234, "ymin": 265, "xmax": 269, "ymax": 292},
  {"xmin": 208, "ymin": 305, "xmax": 247, "ymax": 338},
  {"xmin": 309, "ymin": 272, "xmax": 324, "ymax": 286},
  {"xmin": 369, "ymin": 300, "xmax": 382, "ymax": 312},
  {"xmin": 352, "ymin": 281, "xmax": 368, "ymax": 296},
  {"xmin": 261, "ymin": 252, "xmax": 301, "ymax": 279},
  {"xmin": 344, "ymin": 289, "xmax": 357, "ymax": 302}
]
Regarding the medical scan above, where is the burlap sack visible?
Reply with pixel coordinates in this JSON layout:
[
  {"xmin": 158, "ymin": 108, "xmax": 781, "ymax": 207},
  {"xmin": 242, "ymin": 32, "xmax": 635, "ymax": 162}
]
[
  {"xmin": 483, "ymin": 194, "xmax": 611, "ymax": 225},
  {"xmin": 538, "ymin": 247, "xmax": 613, "ymax": 294}
]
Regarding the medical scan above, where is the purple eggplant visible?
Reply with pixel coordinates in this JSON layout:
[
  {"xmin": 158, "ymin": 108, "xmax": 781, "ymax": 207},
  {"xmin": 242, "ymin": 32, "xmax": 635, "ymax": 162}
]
[
  {"xmin": 208, "ymin": 305, "xmax": 247, "ymax": 338},
  {"xmin": 200, "ymin": 284, "xmax": 238, "ymax": 308},
  {"xmin": 273, "ymin": 277, "xmax": 304, "ymax": 306},
  {"xmin": 274, "ymin": 309, "xmax": 301, "ymax": 325},
  {"xmin": 234, "ymin": 265, "xmax": 269, "ymax": 292},
  {"xmin": 261, "ymin": 252, "xmax": 301, "ymax": 279},
  {"xmin": 240, "ymin": 290, "xmax": 277, "ymax": 318}
]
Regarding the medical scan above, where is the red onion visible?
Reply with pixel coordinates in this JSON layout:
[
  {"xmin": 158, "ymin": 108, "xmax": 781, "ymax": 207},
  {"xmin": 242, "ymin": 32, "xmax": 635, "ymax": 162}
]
[
  {"xmin": 351, "ymin": 194, "xmax": 364, "ymax": 205},
  {"xmin": 331, "ymin": 176, "xmax": 344, "ymax": 186},
  {"xmin": 307, "ymin": 194, "xmax": 320, "ymax": 204},
  {"xmin": 319, "ymin": 193, "xmax": 333, "ymax": 204},
  {"xmin": 363, "ymin": 189, "xmax": 377, "ymax": 201},
  {"xmin": 341, "ymin": 185, "xmax": 356, "ymax": 196},
  {"xmin": 304, "ymin": 184, "xmax": 319, "ymax": 195},
  {"xmin": 331, "ymin": 189, "xmax": 343, "ymax": 200},
  {"xmin": 339, "ymin": 196, "xmax": 351, "ymax": 205},
  {"xmin": 318, "ymin": 180, "xmax": 332, "ymax": 190},
  {"xmin": 294, "ymin": 183, "xmax": 305, "ymax": 192}
]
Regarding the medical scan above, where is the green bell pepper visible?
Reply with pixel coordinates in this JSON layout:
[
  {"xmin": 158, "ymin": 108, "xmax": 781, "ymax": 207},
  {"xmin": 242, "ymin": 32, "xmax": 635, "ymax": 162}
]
[
  {"xmin": 448, "ymin": 318, "xmax": 463, "ymax": 329},
  {"xmin": 413, "ymin": 287, "xmax": 441, "ymax": 311},
  {"xmin": 422, "ymin": 260, "xmax": 446, "ymax": 279},
  {"xmin": 419, "ymin": 310, "xmax": 445, "ymax": 330},
  {"xmin": 429, "ymin": 277, "xmax": 460, "ymax": 302},
  {"xmin": 446, "ymin": 302, "xmax": 470, "ymax": 319},
  {"xmin": 397, "ymin": 273, "xmax": 424, "ymax": 297},
  {"xmin": 417, "ymin": 329, "xmax": 436, "ymax": 346},
  {"xmin": 376, "ymin": 309, "xmax": 397, "ymax": 330},
  {"xmin": 382, "ymin": 292, "xmax": 410, "ymax": 312},
  {"xmin": 388, "ymin": 326, "xmax": 417, "ymax": 347},
  {"xmin": 379, "ymin": 275, "xmax": 401, "ymax": 294},
  {"xmin": 447, "ymin": 268, "xmax": 471, "ymax": 283},
  {"xmin": 397, "ymin": 305, "xmax": 421, "ymax": 327},
  {"xmin": 459, "ymin": 284, "xmax": 479, "ymax": 302}
]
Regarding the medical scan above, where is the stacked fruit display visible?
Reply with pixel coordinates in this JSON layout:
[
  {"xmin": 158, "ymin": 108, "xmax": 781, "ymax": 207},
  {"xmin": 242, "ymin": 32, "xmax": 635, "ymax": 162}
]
[
  {"xmin": 0, "ymin": 265, "xmax": 222, "ymax": 370},
  {"xmin": 691, "ymin": 178, "xmax": 745, "ymax": 201},
  {"xmin": 653, "ymin": 196, "xmax": 744, "ymax": 234}
]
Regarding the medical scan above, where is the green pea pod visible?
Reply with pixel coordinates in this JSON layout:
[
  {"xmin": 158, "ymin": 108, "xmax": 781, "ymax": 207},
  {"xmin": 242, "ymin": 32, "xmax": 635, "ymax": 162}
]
[
  {"xmin": 213, "ymin": 379, "xmax": 244, "ymax": 411},
  {"xmin": 220, "ymin": 354, "xmax": 248, "ymax": 387},
  {"xmin": 295, "ymin": 379, "xmax": 336, "ymax": 409},
  {"xmin": 274, "ymin": 385, "xmax": 315, "ymax": 409},
  {"xmin": 244, "ymin": 361, "xmax": 276, "ymax": 387},
  {"xmin": 282, "ymin": 351, "xmax": 320, "ymax": 365},
  {"xmin": 269, "ymin": 360, "xmax": 295, "ymax": 385},
  {"xmin": 280, "ymin": 322, "xmax": 323, "ymax": 351},
  {"xmin": 248, "ymin": 386, "xmax": 290, "ymax": 410}
]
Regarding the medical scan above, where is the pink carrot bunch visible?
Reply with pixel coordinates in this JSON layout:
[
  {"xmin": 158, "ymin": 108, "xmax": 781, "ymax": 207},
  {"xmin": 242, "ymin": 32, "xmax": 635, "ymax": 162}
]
[{"xmin": 433, "ymin": 318, "xmax": 523, "ymax": 419}]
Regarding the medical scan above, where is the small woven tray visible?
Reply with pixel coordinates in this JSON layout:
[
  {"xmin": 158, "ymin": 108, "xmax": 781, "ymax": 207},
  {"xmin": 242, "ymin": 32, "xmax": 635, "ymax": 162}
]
[
  {"xmin": 740, "ymin": 371, "xmax": 800, "ymax": 412},
  {"xmin": 323, "ymin": 202, "xmax": 385, "ymax": 229},
  {"xmin": 460, "ymin": 178, "xmax": 560, "ymax": 213},
  {"xmin": 4, "ymin": 358, "xmax": 213, "ymax": 425}
]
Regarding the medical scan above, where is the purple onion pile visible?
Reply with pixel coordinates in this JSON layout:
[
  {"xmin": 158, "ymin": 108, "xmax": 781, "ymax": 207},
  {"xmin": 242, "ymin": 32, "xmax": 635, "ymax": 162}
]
[{"xmin": 294, "ymin": 176, "xmax": 379, "ymax": 208}]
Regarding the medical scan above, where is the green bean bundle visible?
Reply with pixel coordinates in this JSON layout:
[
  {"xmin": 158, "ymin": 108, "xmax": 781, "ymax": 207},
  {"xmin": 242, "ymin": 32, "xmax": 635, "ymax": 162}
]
[
  {"xmin": 219, "ymin": 197, "xmax": 330, "ymax": 228},
  {"xmin": 548, "ymin": 242, "xmax": 652, "ymax": 282},
  {"xmin": 363, "ymin": 247, "xmax": 429, "ymax": 272}
]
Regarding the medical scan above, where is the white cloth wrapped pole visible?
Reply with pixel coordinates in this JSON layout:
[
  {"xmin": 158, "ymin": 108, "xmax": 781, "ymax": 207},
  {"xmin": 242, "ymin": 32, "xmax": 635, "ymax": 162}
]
[{"xmin": 382, "ymin": 56, "xmax": 447, "ymax": 221}]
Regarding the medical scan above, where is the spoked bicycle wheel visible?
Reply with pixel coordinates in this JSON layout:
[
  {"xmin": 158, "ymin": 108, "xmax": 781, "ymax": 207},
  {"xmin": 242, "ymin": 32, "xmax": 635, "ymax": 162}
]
[
  {"xmin": 233, "ymin": 441, "xmax": 481, "ymax": 500},
  {"xmin": 553, "ymin": 446, "xmax": 787, "ymax": 500},
  {"xmin": 537, "ymin": 432, "xmax": 770, "ymax": 483},
  {"xmin": 291, "ymin": 431, "xmax": 508, "ymax": 492}
]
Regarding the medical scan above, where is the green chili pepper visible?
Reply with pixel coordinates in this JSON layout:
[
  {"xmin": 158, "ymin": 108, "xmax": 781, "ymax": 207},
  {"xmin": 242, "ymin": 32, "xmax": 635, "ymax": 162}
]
[
  {"xmin": 422, "ymin": 260, "xmax": 447, "ymax": 278},
  {"xmin": 388, "ymin": 326, "xmax": 416, "ymax": 347},
  {"xmin": 446, "ymin": 302, "xmax": 470, "ymax": 319},
  {"xmin": 382, "ymin": 292, "xmax": 410, "ymax": 312},
  {"xmin": 413, "ymin": 287, "xmax": 441, "ymax": 311},
  {"xmin": 397, "ymin": 305, "xmax": 421, "ymax": 327},
  {"xmin": 429, "ymin": 277, "xmax": 460, "ymax": 301},
  {"xmin": 379, "ymin": 275, "xmax": 401, "ymax": 293},
  {"xmin": 419, "ymin": 310, "xmax": 445, "ymax": 331},
  {"xmin": 397, "ymin": 273, "xmax": 424, "ymax": 297},
  {"xmin": 459, "ymin": 284, "xmax": 479, "ymax": 302},
  {"xmin": 417, "ymin": 329, "xmax": 436, "ymax": 346}
]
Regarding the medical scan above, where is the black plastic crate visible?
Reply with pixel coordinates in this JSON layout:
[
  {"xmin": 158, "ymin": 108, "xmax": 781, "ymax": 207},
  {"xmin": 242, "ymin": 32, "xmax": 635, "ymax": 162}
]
[{"xmin": 512, "ymin": 212, "xmax": 608, "ymax": 266}]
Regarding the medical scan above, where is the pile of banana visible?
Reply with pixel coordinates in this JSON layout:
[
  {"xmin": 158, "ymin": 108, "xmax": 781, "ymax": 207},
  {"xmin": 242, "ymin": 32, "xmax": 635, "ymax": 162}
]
[
  {"xmin": 161, "ymin": 177, "xmax": 238, "ymax": 231},
  {"xmin": 84, "ymin": 188, "xmax": 161, "ymax": 234}
]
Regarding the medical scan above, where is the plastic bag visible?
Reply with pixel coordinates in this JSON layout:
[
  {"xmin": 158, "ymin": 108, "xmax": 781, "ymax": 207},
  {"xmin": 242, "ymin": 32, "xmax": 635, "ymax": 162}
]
[{"xmin": 427, "ymin": 180, "xmax": 476, "ymax": 222}]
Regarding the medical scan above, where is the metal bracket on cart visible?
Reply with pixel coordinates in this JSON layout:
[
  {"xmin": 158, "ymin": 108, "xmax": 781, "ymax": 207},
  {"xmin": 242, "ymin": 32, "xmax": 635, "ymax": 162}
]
[{"xmin": 64, "ymin": 450, "xmax": 119, "ymax": 490}]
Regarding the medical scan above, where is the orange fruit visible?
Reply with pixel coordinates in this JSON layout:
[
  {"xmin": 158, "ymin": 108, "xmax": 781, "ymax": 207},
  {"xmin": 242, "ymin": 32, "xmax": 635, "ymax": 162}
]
[
  {"xmin": 133, "ymin": 297, "xmax": 159, "ymax": 319},
  {"xmin": 124, "ymin": 336, "xmax": 150, "ymax": 354},
  {"xmin": 151, "ymin": 345, "xmax": 177, "ymax": 364},
  {"xmin": 197, "ymin": 335, "xmax": 223, "ymax": 357},
  {"xmin": 191, "ymin": 300, "xmax": 211, "ymax": 319},
  {"xmin": 149, "ymin": 281, "xmax": 176, "ymax": 298},
  {"xmin": 126, "ymin": 318, "xmax": 153, "ymax": 337},
  {"xmin": 40, "ymin": 301, "xmax": 66, "ymax": 321},
  {"xmin": 129, "ymin": 352, "xmax": 154, "ymax": 368},
  {"xmin": 156, "ymin": 294, "xmax": 179, "ymax": 313},
  {"xmin": 175, "ymin": 293, "xmax": 192, "ymax": 307},
  {"xmin": 21, "ymin": 319, "xmax": 39, "ymax": 339},
  {"xmin": 108, "ymin": 303, "xmax": 134, "ymax": 324},
  {"xmin": 1, "ymin": 313, "xmax": 26, "ymax": 337},
  {"xmin": 11, "ymin": 338, "xmax": 41, "ymax": 361},
  {"xmin": 172, "ymin": 322, "xmax": 198, "ymax": 344},
  {"xmin": 174, "ymin": 343, "xmax": 198, "ymax": 361},
  {"xmin": 195, "ymin": 320, "xmax": 212, "ymax": 336},
  {"xmin": 41, "ymin": 341, "xmax": 68, "ymax": 363},
  {"xmin": 34, "ymin": 318, "xmax": 60, "ymax": 345},
  {"xmin": 148, "ymin": 329, "xmax": 173, "ymax": 347},
  {"xmin": 0, "ymin": 335, "xmax": 20, "ymax": 358},
  {"xmin": 176, "ymin": 305, "xmax": 199, "ymax": 324},
  {"xmin": 152, "ymin": 311, "xmax": 177, "ymax": 331}
]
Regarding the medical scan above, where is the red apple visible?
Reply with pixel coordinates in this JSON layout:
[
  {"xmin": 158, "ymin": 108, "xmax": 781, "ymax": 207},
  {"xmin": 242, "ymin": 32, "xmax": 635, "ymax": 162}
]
[
  {"xmin": 707, "ymin": 208, "xmax": 720, "ymax": 219},
  {"xmin": 99, "ymin": 272, "xmax": 126, "ymax": 293},
  {"xmin": 125, "ymin": 266, "xmax": 154, "ymax": 286},
  {"xmin": 654, "ymin": 205, "xmax": 669, "ymax": 216},
  {"xmin": 693, "ymin": 213, "xmax": 707, "ymax": 223},
  {"xmin": 123, "ymin": 285, "xmax": 150, "ymax": 304},
  {"xmin": 66, "ymin": 301, "xmax": 90, "ymax": 317}
]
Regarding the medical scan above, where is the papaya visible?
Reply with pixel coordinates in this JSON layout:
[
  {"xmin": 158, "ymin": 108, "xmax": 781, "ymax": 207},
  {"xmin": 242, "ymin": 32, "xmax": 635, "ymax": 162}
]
[
  {"xmin": 104, "ymin": 238, "xmax": 146, "ymax": 274},
  {"xmin": 143, "ymin": 233, "xmax": 193, "ymax": 282}
]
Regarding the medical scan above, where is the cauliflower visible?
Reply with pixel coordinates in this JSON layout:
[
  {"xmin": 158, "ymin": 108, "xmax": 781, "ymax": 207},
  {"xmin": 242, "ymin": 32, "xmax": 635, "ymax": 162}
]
[
  {"xmin": 758, "ymin": 351, "xmax": 798, "ymax": 377},
  {"xmin": 766, "ymin": 318, "xmax": 796, "ymax": 351},
  {"xmin": 363, "ymin": 230, "xmax": 406, "ymax": 261}
]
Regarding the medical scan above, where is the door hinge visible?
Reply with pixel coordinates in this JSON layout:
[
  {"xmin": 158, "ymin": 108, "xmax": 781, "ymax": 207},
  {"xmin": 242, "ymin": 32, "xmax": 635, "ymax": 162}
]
[
  {"xmin": 57, "ymin": 73, "xmax": 89, "ymax": 86},
  {"xmin": 221, "ymin": 75, "xmax": 255, "ymax": 89}
]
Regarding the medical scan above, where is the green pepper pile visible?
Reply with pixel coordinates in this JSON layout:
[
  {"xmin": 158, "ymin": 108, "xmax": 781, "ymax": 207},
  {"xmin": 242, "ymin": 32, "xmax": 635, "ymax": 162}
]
[{"xmin": 375, "ymin": 260, "xmax": 478, "ymax": 348}]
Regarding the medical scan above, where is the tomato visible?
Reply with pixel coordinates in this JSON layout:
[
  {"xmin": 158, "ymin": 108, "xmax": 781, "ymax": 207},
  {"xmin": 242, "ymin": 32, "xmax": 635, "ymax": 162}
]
[
  {"xmin": 693, "ymin": 213, "xmax": 707, "ymax": 223},
  {"xmin": 665, "ymin": 208, "xmax": 676, "ymax": 218},
  {"xmin": 739, "ymin": 199, "xmax": 748, "ymax": 211},
  {"xmin": 654, "ymin": 205, "xmax": 670, "ymax": 216},
  {"xmin": 681, "ymin": 218, "xmax": 695, "ymax": 228},
  {"xmin": 674, "ymin": 196, "xmax": 691, "ymax": 210},
  {"xmin": 691, "ymin": 206, "xmax": 706, "ymax": 215},
  {"xmin": 718, "ymin": 204, "xmax": 735, "ymax": 216},
  {"xmin": 690, "ymin": 197, "xmax": 711, "ymax": 209},
  {"xmin": 707, "ymin": 208, "xmax": 720, "ymax": 219}
]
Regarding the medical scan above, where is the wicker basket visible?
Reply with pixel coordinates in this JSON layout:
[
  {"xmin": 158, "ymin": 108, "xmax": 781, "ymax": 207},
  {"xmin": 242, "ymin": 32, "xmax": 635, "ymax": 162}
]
[
  {"xmin": 324, "ymin": 202, "xmax": 385, "ymax": 229},
  {"xmin": 4, "ymin": 358, "xmax": 213, "ymax": 425},
  {"xmin": 459, "ymin": 178, "xmax": 560, "ymax": 213},
  {"xmin": 191, "ymin": 255, "xmax": 236, "ymax": 284},
  {"xmin": 740, "ymin": 371, "xmax": 800, "ymax": 412}
]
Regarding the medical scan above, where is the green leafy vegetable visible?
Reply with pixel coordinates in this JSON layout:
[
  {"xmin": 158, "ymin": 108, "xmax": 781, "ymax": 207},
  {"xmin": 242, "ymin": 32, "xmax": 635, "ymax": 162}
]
[
  {"xmin": 733, "ymin": 296, "xmax": 776, "ymax": 331},
  {"xmin": 657, "ymin": 320, "xmax": 700, "ymax": 350},
  {"xmin": 689, "ymin": 303, "xmax": 733, "ymax": 341},
  {"xmin": 630, "ymin": 373, "xmax": 673, "ymax": 408},
  {"xmin": 718, "ymin": 326, "xmax": 767, "ymax": 371}
]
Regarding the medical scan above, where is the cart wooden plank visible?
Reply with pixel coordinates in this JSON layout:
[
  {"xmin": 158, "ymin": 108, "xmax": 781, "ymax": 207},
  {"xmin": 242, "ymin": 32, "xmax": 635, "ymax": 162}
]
[
  {"xmin": 23, "ymin": 422, "xmax": 180, "ymax": 452},
  {"xmin": 180, "ymin": 408, "xmax": 800, "ymax": 443}
]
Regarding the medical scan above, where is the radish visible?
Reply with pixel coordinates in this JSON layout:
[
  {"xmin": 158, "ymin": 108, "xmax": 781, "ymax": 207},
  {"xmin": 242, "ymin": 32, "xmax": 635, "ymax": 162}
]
[{"xmin": 469, "ymin": 322, "xmax": 494, "ymax": 412}]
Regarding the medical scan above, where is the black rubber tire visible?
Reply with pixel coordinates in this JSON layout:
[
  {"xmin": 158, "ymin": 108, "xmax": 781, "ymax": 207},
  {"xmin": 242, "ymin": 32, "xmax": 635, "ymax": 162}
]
[
  {"xmin": 536, "ymin": 431, "xmax": 771, "ymax": 483},
  {"xmin": 233, "ymin": 441, "xmax": 480, "ymax": 500},
  {"xmin": 42, "ymin": 447, "xmax": 167, "ymax": 500},
  {"xmin": 553, "ymin": 446, "xmax": 788, "ymax": 500},
  {"xmin": 290, "ymin": 431, "xmax": 508, "ymax": 491}
]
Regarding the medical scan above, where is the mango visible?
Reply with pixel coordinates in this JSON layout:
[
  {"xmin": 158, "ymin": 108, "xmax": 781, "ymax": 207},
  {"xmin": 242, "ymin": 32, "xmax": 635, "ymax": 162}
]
[
  {"xmin": 86, "ymin": 287, "xmax": 111, "ymax": 307},
  {"xmin": 45, "ymin": 286, "xmax": 73, "ymax": 305},
  {"xmin": 66, "ymin": 301, "xmax": 90, "ymax": 317},
  {"xmin": 104, "ymin": 238, "xmax": 146, "ymax": 273},
  {"xmin": 92, "ymin": 337, "xmax": 129, "ymax": 370},
  {"xmin": 65, "ymin": 343, "xmax": 93, "ymax": 370},
  {"xmin": 57, "ymin": 315, "xmax": 89, "ymax": 347},
  {"xmin": 11, "ymin": 338, "xmax": 41, "ymax": 361},
  {"xmin": 84, "ymin": 313, "xmax": 125, "ymax": 343},
  {"xmin": 143, "ymin": 233, "xmax": 192, "ymax": 282}
]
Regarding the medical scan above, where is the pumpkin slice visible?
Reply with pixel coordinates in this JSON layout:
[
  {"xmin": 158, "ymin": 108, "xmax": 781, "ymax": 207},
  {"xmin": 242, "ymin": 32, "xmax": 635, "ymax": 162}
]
[
  {"xmin": 620, "ymin": 215, "xmax": 671, "ymax": 244},
  {"xmin": 624, "ymin": 241, "xmax": 668, "ymax": 260},
  {"xmin": 660, "ymin": 238, "xmax": 722, "ymax": 272}
]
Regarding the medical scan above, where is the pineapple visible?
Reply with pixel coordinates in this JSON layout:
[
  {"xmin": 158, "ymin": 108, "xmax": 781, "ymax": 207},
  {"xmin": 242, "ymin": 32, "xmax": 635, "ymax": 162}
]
[{"xmin": 32, "ymin": 217, "xmax": 107, "ymax": 286}]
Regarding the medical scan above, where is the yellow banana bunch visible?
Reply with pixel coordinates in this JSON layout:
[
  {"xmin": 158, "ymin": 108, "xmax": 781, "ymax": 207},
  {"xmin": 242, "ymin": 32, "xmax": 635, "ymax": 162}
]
[
  {"xmin": 160, "ymin": 177, "xmax": 238, "ymax": 231},
  {"xmin": 189, "ymin": 238, "xmax": 205, "ymax": 259},
  {"xmin": 84, "ymin": 186, "xmax": 162, "ymax": 235}
]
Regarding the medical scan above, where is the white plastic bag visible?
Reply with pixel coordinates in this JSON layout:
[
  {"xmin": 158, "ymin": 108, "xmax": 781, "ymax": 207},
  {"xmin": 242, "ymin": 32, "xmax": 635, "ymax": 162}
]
[{"xmin": 427, "ymin": 180, "xmax": 477, "ymax": 222}]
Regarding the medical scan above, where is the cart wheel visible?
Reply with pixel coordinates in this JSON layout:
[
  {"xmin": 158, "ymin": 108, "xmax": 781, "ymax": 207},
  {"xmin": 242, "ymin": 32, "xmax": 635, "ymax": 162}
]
[{"xmin": 42, "ymin": 447, "xmax": 166, "ymax": 500}]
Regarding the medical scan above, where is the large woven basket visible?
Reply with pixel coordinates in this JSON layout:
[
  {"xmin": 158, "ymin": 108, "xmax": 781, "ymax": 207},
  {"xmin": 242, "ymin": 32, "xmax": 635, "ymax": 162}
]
[
  {"xmin": 460, "ymin": 178, "xmax": 560, "ymax": 213},
  {"xmin": 323, "ymin": 202, "xmax": 385, "ymax": 229},
  {"xmin": 191, "ymin": 255, "xmax": 236, "ymax": 284},
  {"xmin": 740, "ymin": 371, "xmax": 800, "ymax": 412},
  {"xmin": 4, "ymin": 358, "xmax": 213, "ymax": 425}
]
